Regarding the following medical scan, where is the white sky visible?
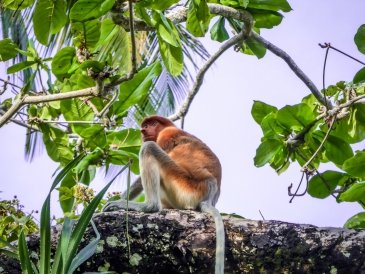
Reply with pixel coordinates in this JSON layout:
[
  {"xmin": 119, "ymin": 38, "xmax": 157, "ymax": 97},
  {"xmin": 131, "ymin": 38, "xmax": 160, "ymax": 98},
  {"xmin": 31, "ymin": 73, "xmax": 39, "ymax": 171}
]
[{"xmin": 1, "ymin": 0, "xmax": 365, "ymax": 227}]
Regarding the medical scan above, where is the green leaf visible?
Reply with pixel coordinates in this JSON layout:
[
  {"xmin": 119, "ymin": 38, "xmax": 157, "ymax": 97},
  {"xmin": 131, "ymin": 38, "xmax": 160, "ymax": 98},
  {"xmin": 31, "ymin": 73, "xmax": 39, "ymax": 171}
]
[
  {"xmin": 156, "ymin": 13, "xmax": 181, "ymax": 47},
  {"xmin": 220, "ymin": 0, "xmax": 249, "ymax": 8},
  {"xmin": 60, "ymin": 97, "xmax": 94, "ymax": 122},
  {"xmin": 18, "ymin": 231, "xmax": 34, "ymax": 274},
  {"xmin": 307, "ymin": 171, "xmax": 343, "ymax": 199},
  {"xmin": 113, "ymin": 61, "xmax": 162, "ymax": 116},
  {"xmin": 59, "ymin": 172, "xmax": 77, "ymax": 213},
  {"xmin": 39, "ymin": 124, "xmax": 74, "ymax": 165},
  {"xmin": 77, "ymin": 125, "xmax": 107, "ymax": 149},
  {"xmin": 3, "ymin": 0, "xmax": 34, "ymax": 10},
  {"xmin": 254, "ymin": 139, "xmax": 283, "ymax": 167},
  {"xmin": 72, "ymin": 20, "xmax": 101, "ymax": 49},
  {"xmin": 67, "ymin": 221, "xmax": 100, "ymax": 274},
  {"xmin": 324, "ymin": 135, "xmax": 353, "ymax": 166},
  {"xmin": 73, "ymin": 147, "xmax": 104, "ymax": 174},
  {"xmin": 260, "ymin": 112, "xmax": 287, "ymax": 138},
  {"xmin": 343, "ymin": 151, "xmax": 365, "ymax": 178},
  {"xmin": 0, "ymin": 39, "xmax": 19, "ymax": 61},
  {"xmin": 277, "ymin": 103, "xmax": 316, "ymax": 131},
  {"xmin": 158, "ymin": 38, "xmax": 183, "ymax": 76},
  {"xmin": 244, "ymin": 35, "xmax": 267, "ymax": 58},
  {"xmin": 40, "ymin": 195, "xmax": 51, "ymax": 274},
  {"xmin": 251, "ymin": 100, "xmax": 278, "ymax": 125},
  {"xmin": 210, "ymin": 17, "xmax": 229, "ymax": 42},
  {"xmin": 70, "ymin": 0, "xmax": 116, "ymax": 22},
  {"xmin": 7, "ymin": 61, "xmax": 37, "ymax": 74},
  {"xmin": 186, "ymin": 0, "xmax": 211, "ymax": 37},
  {"xmin": 248, "ymin": 0, "xmax": 292, "ymax": 12},
  {"xmin": 344, "ymin": 212, "xmax": 365, "ymax": 229},
  {"xmin": 107, "ymin": 128, "xmax": 141, "ymax": 147},
  {"xmin": 51, "ymin": 47, "xmax": 77, "ymax": 80},
  {"xmin": 354, "ymin": 24, "xmax": 365, "ymax": 55},
  {"xmin": 64, "ymin": 166, "xmax": 129, "ymax": 272},
  {"xmin": 339, "ymin": 182, "xmax": 365, "ymax": 202},
  {"xmin": 33, "ymin": 0, "xmax": 67, "ymax": 45},
  {"xmin": 353, "ymin": 67, "xmax": 365, "ymax": 84},
  {"xmin": 137, "ymin": 0, "xmax": 179, "ymax": 10},
  {"xmin": 250, "ymin": 9, "xmax": 283, "ymax": 29}
]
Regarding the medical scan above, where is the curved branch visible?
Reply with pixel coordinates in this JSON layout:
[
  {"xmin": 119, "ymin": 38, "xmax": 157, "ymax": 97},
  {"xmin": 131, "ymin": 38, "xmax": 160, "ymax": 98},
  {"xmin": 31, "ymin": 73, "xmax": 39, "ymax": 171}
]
[
  {"xmin": 252, "ymin": 33, "xmax": 330, "ymax": 108},
  {"xmin": 169, "ymin": 16, "xmax": 252, "ymax": 121}
]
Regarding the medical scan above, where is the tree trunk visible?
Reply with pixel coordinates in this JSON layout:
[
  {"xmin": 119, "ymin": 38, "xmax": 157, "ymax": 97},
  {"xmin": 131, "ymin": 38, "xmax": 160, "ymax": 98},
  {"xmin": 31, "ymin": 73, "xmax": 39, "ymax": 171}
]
[{"xmin": 1, "ymin": 210, "xmax": 365, "ymax": 273}]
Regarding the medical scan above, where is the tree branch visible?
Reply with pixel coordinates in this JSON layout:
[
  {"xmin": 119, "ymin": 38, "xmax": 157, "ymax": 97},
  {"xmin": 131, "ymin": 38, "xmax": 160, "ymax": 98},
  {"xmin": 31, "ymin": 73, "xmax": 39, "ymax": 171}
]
[
  {"xmin": 1, "ymin": 211, "xmax": 365, "ymax": 273},
  {"xmin": 169, "ymin": 19, "xmax": 252, "ymax": 121},
  {"xmin": 0, "ymin": 87, "xmax": 98, "ymax": 127},
  {"xmin": 251, "ymin": 33, "xmax": 330, "ymax": 108}
]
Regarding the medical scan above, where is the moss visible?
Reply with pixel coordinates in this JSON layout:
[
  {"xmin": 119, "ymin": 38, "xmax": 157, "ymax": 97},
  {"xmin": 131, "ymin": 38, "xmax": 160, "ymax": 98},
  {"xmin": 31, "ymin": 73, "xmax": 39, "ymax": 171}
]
[
  {"xmin": 129, "ymin": 253, "xmax": 142, "ymax": 266},
  {"xmin": 97, "ymin": 261, "xmax": 110, "ymax": 271},
  {"xmin": 106, "ymin": 235, "xmax": 120, "ymax": 247},
  {"xmin": 96, "ymin": 239, "xmax": 105, "ymax": 254}
]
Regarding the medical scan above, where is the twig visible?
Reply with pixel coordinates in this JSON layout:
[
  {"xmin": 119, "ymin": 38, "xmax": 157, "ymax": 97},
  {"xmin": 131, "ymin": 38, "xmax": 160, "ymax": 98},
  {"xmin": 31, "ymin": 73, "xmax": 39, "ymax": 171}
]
[
  {"xmin": 301, "ymin": 117, "xmax": 335, "ymax": 171},
  {"xmin": 319, "ymin": 42, "xmax": 365, "ymax": 66}
]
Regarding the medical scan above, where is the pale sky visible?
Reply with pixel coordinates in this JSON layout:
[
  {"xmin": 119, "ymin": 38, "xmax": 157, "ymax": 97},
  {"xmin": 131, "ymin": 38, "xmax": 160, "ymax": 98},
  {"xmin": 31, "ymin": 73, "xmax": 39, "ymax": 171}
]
[{"xmin": 1, "ymin": 0, "xmax": 365, "ymax": 227}]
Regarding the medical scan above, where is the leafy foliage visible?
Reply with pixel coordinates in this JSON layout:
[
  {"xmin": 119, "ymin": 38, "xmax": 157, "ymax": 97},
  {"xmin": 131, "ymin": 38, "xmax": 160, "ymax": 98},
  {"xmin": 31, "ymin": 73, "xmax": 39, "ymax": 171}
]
[{"xmin": 0, "ymin": 197, "xmax": 38, "ymax": 248}]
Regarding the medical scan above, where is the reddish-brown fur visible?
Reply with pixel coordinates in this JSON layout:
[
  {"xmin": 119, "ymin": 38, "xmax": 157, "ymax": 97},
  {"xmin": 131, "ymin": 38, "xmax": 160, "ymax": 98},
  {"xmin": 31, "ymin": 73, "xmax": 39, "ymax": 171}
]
[{"xmin": 141, "ymin": 115, "xmax": 222, "ymax": 209}]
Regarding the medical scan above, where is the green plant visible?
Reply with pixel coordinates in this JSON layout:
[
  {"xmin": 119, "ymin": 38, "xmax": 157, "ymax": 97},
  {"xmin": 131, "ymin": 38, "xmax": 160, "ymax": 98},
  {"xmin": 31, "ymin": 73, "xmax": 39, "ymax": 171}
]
[{"xmin": 15, "ymin": 156, "xmax": 129, "ymax": 274}]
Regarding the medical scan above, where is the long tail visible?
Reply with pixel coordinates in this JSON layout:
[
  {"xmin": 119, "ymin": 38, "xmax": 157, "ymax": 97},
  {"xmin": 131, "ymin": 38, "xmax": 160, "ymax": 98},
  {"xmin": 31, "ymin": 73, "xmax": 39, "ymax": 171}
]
[{"xmin": 200, "ymin": 203, "xmax": 225, "ymax": 274}]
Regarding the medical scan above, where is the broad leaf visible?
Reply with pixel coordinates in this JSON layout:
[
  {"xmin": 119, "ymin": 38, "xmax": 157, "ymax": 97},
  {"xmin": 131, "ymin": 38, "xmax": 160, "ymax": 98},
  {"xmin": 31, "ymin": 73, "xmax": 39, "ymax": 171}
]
[
  {"xmin": 210, "ymin": 17, "xmax": 229, "ymax": 42},
  {"xmin": 186, "ymin": 0, "xmax": 211, "ymax": 37},
  {"xmin": 353, "ymin": 67, "xmax": 365, "ymax": 84},
  {"xmin": 354, "ymin": 24, "xmax": 365, "ymax": 55},
  {"xmin": 320, "ymin": 134, "xmax": 353, "ymax": 166},
  {"xmin": 158, "ymin": 38, "xmax": 183, "ymax": 76},
  {"xmin": 339, "ymin": 181, "xmax": 365, "ymax": 202},
  {"xmin": 307, "ymin": 171, "xmax": 343, "ymax": 199},
  {"xmin": 7, "ymin": 61, "xmax": 37, "ymax": 74},
  {"xmin": 77, "ymin": 125, "xmax": 107, "ymax": 149},
  {"xmin": 51, "ymin": 47, "xmax": 77, "ymax": 80},
  {"xmin": 72, "ymin": 20, "xmax": 101, "ymax": 49},
  {"xmin": 277, "ymin": 103, "xmax": 315, "ymax": 131},
  {"xmin": 251, "ymin": 100, "xmax": 278, "ymax": 125},
  {"xmin": 137, "ymin": 0, "xmax": 179, "ymax": 10},
  {"xmin": 248, "ymin": 0, "xmax": 292, "ymax": 12},
  {"xmin": 33, "ymin": 0, "xmax": 67, "ymax": 45},
  {"xmin": 344, "ymin": 212, "xmax": 365, "ymax": 229},
  {"xmin": 39, "ymin": 124, "xmax": 74, "ymax": 165},
  {"xmin": 70, "ymin": 0, "xmax": 116, "ymax": 22},
  {"xmin": 254, "ymin": 139, "xmax": 283, "ymax": 167},
  {"xmin": 251, "ymin": 10, "xmax": 283, "ymax": 29},
  {"xmin": 343, "ymin": 151, "xmax": 365, "ymax": 178},
  {"xmin": 113, "ymin": 61, "xmax": 162, "ymax": 116},
  {"xmin": 0, "ymin": 39, "xmax": 19, "ymax": 61},
  {"xmin": 3, "ymin": 0, "xmax": 34, "ymax": 10},
  {"xmin": 156, "ymin": 13, "xmax": 181, "ymax": 47}
]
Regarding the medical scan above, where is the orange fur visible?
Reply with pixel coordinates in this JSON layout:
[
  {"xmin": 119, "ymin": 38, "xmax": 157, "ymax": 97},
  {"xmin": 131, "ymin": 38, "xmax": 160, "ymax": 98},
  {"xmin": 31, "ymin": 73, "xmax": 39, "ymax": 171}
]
[{"xmin": 140, "ymin": 115, "xmax": 221, "ymax": 209}]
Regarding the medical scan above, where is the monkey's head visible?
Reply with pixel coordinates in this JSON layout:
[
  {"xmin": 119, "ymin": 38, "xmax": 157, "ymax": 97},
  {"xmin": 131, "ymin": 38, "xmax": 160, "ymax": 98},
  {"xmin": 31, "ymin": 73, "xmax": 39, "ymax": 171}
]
[{"xmin": 140, "ymin": 116, "xmax": 175, "ymax": 142}]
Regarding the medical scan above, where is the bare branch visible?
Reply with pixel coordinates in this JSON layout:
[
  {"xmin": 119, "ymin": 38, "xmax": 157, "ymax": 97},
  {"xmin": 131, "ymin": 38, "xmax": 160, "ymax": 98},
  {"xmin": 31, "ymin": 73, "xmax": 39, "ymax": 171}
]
[
  {"xmin": 168, "ymin": 29, "xmax": 252, "ymax": 121},
  {"xmin": 0, "ymin": 87, "xmax": 98, "ymax": 127},
  {"xmin": 251, "ymin": 33, "xmax": 330, "ymax": 108}
]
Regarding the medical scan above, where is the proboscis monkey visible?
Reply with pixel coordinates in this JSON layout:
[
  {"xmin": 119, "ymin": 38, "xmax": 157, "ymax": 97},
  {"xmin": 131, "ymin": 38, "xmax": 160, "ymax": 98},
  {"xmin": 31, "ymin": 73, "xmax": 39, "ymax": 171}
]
[{"xmin": 103, "ymin": 115, "xmax": 224, "ymax": 273}]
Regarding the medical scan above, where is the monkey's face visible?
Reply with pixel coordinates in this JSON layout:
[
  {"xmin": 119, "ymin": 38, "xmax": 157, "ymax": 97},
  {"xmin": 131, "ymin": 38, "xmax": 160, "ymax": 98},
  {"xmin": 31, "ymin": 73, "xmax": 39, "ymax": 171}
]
[{"xmin": 141, "ymin": 120, "xmax": 160, "ymax": 142}]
